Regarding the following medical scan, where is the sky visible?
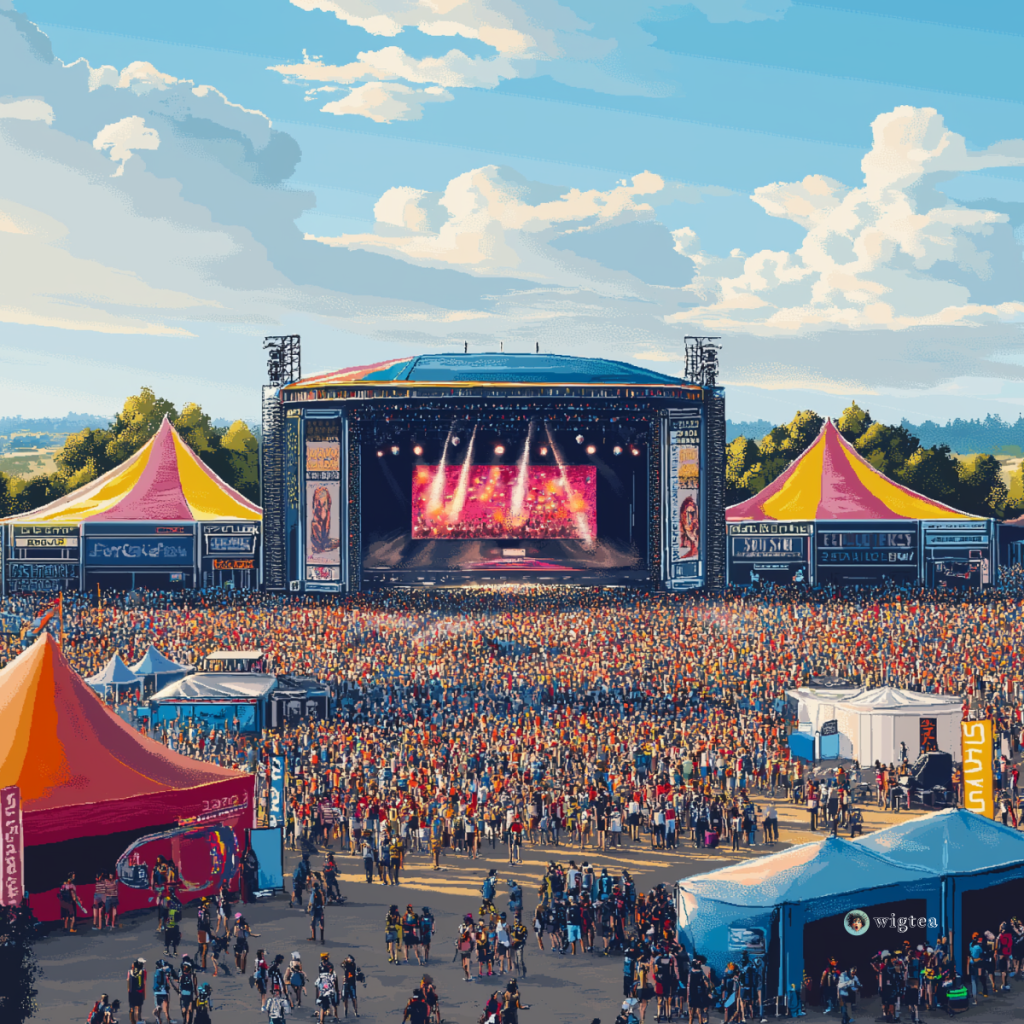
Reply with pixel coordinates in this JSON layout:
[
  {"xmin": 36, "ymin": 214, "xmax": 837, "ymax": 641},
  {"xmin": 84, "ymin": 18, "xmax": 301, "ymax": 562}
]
[{"xmin": 1, "ymin": 0, "xmax": 1023, "ymax": 426}]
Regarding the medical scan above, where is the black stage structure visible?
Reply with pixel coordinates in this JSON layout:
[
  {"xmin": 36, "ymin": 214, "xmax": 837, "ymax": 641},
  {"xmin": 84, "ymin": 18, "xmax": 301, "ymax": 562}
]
[{"xmin": 261, "ymin": 347, "xmax": 725, "ymax": 593}]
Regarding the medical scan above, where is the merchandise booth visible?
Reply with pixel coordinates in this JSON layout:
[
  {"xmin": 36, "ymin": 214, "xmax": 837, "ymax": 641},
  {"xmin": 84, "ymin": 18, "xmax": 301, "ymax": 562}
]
[{"xmin": 0, "ymin": 633, "xmax": 254, "ymax": 921}]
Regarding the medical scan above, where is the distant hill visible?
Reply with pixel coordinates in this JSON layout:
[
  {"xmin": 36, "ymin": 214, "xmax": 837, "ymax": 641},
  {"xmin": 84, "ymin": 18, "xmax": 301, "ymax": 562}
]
[
  {"xmin": 727, "ymin": 419, "xmax": 774, "ymax": 443},
  {"xmin": 0, "ymin": 413, "xmax": 111, "ymax": 434}
]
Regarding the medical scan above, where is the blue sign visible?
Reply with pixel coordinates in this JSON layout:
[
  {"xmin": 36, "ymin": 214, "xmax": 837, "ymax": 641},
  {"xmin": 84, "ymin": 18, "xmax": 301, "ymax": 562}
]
[
  {"xmin": 268, "ymin": 756, "xmax": 285, "ymax": 829},
  {"xmin": 86, "ymin": 537, "xmax": 193, "ymax": 565},
  {"xmin": 207, "ymin": 534, "xmax": 256, "ymax": 554}
]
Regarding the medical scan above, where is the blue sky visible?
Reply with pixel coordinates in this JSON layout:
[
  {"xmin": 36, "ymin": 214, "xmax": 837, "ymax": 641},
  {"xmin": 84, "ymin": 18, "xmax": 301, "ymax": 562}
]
[{"xmin": 1, "ymin": 0, "xmax": 1023, "ymax": 425}]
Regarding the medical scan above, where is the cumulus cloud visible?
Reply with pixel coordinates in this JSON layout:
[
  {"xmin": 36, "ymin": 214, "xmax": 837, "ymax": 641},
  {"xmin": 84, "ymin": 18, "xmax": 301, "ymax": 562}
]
[
  {"xmin": 0, "ymin": 95, "xmax": 54, "ymax": 122},
  {"xmin": 271, "ymin": 0, "xmax": 676, "ymax": 119},
  {"xmin": 670, "ymin": 106, "xmax": 1024, "ymax": 333},
  {"xmin": 320, "ymin": 81, "xmax": 453, "ymax": 122},
  {"xmin": 307, "ymin": 166, "xmax": 691, "ymax": 293},
  {"xmin": 92, "ymin": 115, "xmax": 160, "ymax": 176}
]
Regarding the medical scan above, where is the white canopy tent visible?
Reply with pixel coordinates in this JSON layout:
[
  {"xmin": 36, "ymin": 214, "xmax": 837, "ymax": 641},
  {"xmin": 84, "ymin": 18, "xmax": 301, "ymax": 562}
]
[{"xmin": 787, "ymin": 685, "xmax": 961, "ymax": 765}]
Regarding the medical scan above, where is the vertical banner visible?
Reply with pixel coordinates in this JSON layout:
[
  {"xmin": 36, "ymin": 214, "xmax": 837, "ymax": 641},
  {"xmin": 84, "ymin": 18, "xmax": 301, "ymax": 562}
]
[
  {"xmin": 666, "ymin": 411, "xmax": 702, "ymax": 582},
  {"xmin": 961, "ymin": 719, "xmax": 994, "ymax": 818},
  {"xmin": 268, "ymin": 756, "xmax": 285, "ymax": 829},
  {"xmin": 305, "ymin": 419, "xmax": 341, "ymax": 582},
  {"xmin": 0, "ymin": 786, "xmax": 24, "ymax": 906}
]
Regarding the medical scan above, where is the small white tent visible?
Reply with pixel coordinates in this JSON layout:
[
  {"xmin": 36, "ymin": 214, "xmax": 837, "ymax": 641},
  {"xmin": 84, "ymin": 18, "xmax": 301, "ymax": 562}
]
[{"xmin": 787, "ymin": 685, "xmax": 961, "ymax": 765}]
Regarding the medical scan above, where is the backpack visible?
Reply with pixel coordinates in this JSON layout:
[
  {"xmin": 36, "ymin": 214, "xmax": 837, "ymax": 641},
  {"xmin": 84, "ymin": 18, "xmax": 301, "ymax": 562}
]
[{"xmin": 316, "ymin": 974, "xmax": 335, "ymax": 997}]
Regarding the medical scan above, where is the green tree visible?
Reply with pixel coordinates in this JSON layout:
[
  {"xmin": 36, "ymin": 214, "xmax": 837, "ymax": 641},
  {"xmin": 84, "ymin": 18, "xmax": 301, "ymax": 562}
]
[
  {"xmin": 838, "ymin": 401, "xmax": 873, "ymax": 443},
  {"xmin": 956, "ymin": 454, "xmax": 1008, "ymax": 518},
  {"xmin": 174, "ymin": 402, "xmax": 218, "ymax": 455},
  {"xmin": 853, "ymin": 422, "xmax": 919, "ymax": 476},
  {"xmin": 54, "ymin": 427, "xmax": 114, "ymax": 484},
  {"xmin": 0, "ymin": 902, "xmax": 40, "ymax": 1023},
  {"xmin": 216, "ymin": 420, "xmax": 260, "ymax": 503},
  {"xmin": 895, "ymin": 445, "xmax": 960, "ymax": 506},
  {"xmin": 726, "ymin": 436, "xmax": 760, "ymax": 504},
  {"xmin": 1006, "ymin": 461, "xmax": 1024, "ymax": 517},
  {"xmin": 784, "ymin": 410, "xmax": 825, "ymax": 456},
  {"xmin": 105, "ymin": 387, "xmax": 177, "ymax": 465}
]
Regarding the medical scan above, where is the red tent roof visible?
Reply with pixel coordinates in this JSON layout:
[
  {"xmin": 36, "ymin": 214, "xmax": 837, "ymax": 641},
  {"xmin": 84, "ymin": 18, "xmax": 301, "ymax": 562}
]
[
  {"xmin": 727, "ymin": 419, "xmax": 980, "ymax": 522},
  {"xmin": 0, "ymin": 633, "xmax": 242, "ymax": 814}
]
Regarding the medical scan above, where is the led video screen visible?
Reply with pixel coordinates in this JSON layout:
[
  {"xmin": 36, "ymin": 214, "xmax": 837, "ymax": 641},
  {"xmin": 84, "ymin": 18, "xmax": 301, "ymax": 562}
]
[{"xmin": 411, "ymin": 464, "xmax": 597, "ymax": 541}]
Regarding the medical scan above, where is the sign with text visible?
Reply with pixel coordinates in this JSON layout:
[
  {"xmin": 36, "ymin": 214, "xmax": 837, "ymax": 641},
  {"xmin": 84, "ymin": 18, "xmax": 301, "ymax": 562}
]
[
  {"xmin": 920, "ymin": 717, "xmax": 938, "ymax": 753},
  {"xmin": 961, "ymin": 719, "xmax": 994, "ymax": 818},
  {"xmin": 268, "ymin": 756, "xmax": 285, "ymax": 829},
  {"xmin": 0, "ymin": 786, "xmax": 24, "ymax": 906},
  {"xmin": 86, "ymin": 537, "xmax": 193, "ymax": 565}
]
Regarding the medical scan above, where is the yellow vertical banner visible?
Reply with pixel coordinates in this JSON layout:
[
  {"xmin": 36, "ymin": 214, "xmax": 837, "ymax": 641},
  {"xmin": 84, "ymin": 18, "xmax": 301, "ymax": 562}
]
[{"xmin": 961, "ymin": 719, "xmax": 994, "ymax": 818}]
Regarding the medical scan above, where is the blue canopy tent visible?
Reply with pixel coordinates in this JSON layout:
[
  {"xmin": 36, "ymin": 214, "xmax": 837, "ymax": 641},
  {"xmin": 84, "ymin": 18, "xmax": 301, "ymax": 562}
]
[
  {"xmin": 858, "ymin": 809, "xmax": 1024, "ymax": 969},
  {"xmin": 678, "ymin": 837, "xmax": 937, "ymax": 1000},
  {"xmin": 129, "ymin": 644, "xmax": 192, "ymax": 693},
  {"xmin": 84, "ymin": 654, "xmax": 142, "ymax": 698}
]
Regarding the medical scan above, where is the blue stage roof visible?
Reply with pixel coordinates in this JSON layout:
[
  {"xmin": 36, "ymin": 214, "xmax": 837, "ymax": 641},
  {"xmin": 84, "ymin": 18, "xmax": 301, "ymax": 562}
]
[{"xmin": 290, "ymin": 352, "xmax": 688, "ymax": 388}]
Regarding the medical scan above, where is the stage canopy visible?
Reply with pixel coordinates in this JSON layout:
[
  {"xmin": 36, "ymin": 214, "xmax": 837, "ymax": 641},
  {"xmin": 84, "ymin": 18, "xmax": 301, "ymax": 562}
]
[
  {"xmin": 0, "ymin": 633, "xmax": 250, "ymax": 842},
  {"xmin": 129, "ymin": 644, "xmax": 192, "ymax": 679},
  {"xmin": 84, "ymin": 653, "xmax": 140, "ymax": 692},
  {"xmin": 151, "ymin": 672, "xmax": 277, "ymax": 702},
  {"xmin": 858, "ymin": 808, "xmax": 1024, "ymax": 876},
  {"xmin": 3, "ymin": 416, "xmax": 260, "ymax": 525},
  {"xmin": 727, "ymin": 420, "xmax": 980, "ymax": 522}
]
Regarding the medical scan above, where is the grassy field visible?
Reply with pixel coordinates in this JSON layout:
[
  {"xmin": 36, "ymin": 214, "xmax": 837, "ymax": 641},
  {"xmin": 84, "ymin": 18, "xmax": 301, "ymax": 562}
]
[{"xmin": 0, "ymin": 447, "xmax": 60, "ymax": 478}]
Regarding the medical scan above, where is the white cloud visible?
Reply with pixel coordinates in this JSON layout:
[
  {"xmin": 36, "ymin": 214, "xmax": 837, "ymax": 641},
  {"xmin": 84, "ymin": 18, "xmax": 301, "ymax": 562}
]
[
  {"xmin": 92, "ymin": 115, "xmax": 160, "ymax": 176},
  {"xmin": 308, "ymin": 166, "xmax": 674, "ymax": 290},
  {"xmin": 320, "ymin": 81, "xmax": 453, "ymax": 122},
  {"xmin": 670, "ymin": 106, "xmax": 1024, "ymax": 333},
  {"xmin": 0, "ymin": 96, "xmax": 54, "ymax": 123}
]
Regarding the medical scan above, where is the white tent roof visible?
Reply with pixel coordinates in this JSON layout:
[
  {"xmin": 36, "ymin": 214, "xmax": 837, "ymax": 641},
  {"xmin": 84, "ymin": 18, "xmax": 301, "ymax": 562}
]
[
  {"xmin": 151, "ymin": 672, "xmax": 277, "ymax": 701},
  {"xmin": 843, "ymin": 687, "xmax": 960, "ymax": 711}
]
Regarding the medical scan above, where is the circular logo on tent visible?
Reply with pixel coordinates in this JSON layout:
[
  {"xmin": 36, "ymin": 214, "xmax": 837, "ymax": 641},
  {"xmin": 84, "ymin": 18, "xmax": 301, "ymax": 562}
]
[{"xmin": 844, "ymin": 910, "xmax": 870, "ymax": 936}]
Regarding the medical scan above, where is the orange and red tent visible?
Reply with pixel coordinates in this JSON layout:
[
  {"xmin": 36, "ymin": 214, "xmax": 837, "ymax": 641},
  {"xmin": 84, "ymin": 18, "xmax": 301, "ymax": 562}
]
[
  {"xmin": 727, "ymin": 419, "xmax": 980, "ymax": 522},
  {"xmin": 0, "ymin": 633, "xmax": 252, "ymax": 916}
]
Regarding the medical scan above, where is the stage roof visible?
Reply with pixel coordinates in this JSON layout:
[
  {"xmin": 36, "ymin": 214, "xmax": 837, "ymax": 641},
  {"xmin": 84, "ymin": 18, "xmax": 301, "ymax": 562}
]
[
  {"xmin": 3, "ymin": 416, "xmax": 261, "ymax": 526},
  {"xmin": 727, "ymin": 419, "xmax": 980, "ymax": 522},
  {"xmin": 286, "ymin": 352, "xmax": 687, "ymax": 389}
]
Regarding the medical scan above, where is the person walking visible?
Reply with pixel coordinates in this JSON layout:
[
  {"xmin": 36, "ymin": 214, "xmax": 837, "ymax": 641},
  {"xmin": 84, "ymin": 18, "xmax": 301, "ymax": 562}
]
[
  {"xmin": 309, "ymin": 877, "xmax": 327, "ymax": 945},
  {"xmin": 126, "ymin": 958, "xmax": 147, "ymax": 1024}
]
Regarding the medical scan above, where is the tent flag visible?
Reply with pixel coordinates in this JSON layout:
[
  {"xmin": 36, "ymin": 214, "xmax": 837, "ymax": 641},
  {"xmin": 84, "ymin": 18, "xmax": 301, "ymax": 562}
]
[
  {"xmin": 727, "ymin": 420, "xmax": 981, "ymax": 522},
  {"xmin": 1, "ymin": 416, "xmax": 260, "ymax": 526}
]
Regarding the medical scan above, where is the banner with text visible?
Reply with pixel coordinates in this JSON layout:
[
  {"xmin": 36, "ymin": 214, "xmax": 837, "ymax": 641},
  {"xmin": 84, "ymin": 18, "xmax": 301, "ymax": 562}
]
[
  {"xmin": 268, "ymin": 756, "xmax": 285, "ymax": 829},
  {"xmin": 0, "ymin": 786, "xmax": 24, "ymax": 906},
  {"xmin": 961, "ymin": 719, "xmax": 994, "ymax": 818}
]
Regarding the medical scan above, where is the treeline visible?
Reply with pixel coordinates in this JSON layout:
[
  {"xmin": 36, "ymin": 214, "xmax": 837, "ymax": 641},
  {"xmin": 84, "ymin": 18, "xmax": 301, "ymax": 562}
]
[
  {"xmin": 0, "ymin": 388, "xmax": 259, "ymax": 517},
  {"xmin": 901, "ymin": 414, "xmax": 1024, "ymax": 458},
  {"xmin": 727, "ymin": 403, "xmax": 1021, "ymax": 520}
]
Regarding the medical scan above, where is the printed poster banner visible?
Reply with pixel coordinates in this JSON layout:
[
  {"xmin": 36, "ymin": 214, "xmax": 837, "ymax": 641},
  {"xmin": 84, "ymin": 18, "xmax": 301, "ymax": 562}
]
[
  {"xmin": 268, "ymin": 756, "xmax": 285, "ymax": 829},
  {"xmin": 0, "ymin": 786, "xmax": 24, "ymax": 906},
  {"xmin": 305, "ymin": 419, "xmax": 341, "ymax": 580},
  {"xmin": 667, "ymin": 414, "xmax": 701, "ymax": 570},
  {"xmin": 961, "ymin": 719, "xmax": 994, "ymax": 818}
]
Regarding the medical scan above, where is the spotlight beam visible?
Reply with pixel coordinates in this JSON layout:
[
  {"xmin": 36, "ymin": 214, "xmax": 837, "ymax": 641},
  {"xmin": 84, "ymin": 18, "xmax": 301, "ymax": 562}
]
[
  {"xmin": 447, "ymin": 424, "xmax": 477, "ymax": 524},
  {"xmin": 509, "ymin": 420, "xmax": 535, "ymax": 529},
  {"xmin": 544, "ymin": 422, "xmax": 594, "ymax": 547}
]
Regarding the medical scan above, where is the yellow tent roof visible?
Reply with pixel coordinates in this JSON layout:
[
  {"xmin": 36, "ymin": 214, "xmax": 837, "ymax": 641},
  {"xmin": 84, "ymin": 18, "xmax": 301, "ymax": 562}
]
[{"xmin": 4, "ymin": 417, "xmax": 260, "ymax": 526}]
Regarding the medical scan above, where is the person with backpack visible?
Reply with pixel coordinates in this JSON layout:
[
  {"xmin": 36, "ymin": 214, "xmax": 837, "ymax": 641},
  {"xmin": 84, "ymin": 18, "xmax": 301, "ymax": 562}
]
[
  {"xmin": 126, "ymin": 958, "xmax": 147, "ymax": 1024},
  {"xmin": 510, "ymin": 918, "xmax": 529, "ymax": 978},
  {"xmin": 268, "ymin": 955, "xmax": 291, "ymax": 1008},
  {"xmin": 309, "ymin": 877, "xmax": 327, "ymax": 945},
  {"xmin": 59, "ymin": 872, "xmax": 86, "ymax": 934},
  {"xmin": 197, "ymin": 898, "xmax": 212, "ymax": 972},
  {"xmin": 386, "ymin": 905, "xmax": 402, "ymax": 964},
  {"xmin": 457, "ymin": 917, "xmax": 475, "ymax": 981},
  {"xmin": 253, "ymin": 950, "xmax": 270, "ymax": 1012},
  {"xmin": 88, "ymin": 994, "xmax": 119, "ymax": 1024},
  {"xmin": 153, "ymin": 958, "xmax": 179, "ymax": 1024},
  {"xmin": 403, "ymin": 905, "xmax": 422, "ymax": 965},
  {"xmin": 286, "ymin": 953, "xmax": 307, "ymax": 1007},
  {"xmin": 420, "ymin": 907, "xmax": 435, "ymax": 963},
  {"xmin": 341, "ymin": 954, "xmax": 361, "ymax": 1017},
  {"xmin": 179, "ymin": 956, "xmax": 199, "ymax": 1024},
  {"xmin": 194, "ymin": 982, "xmax": 214, "ymax": 1024},
  {"xmin": 164, "ymin": 898, "xmax": 182, "ymax": 957},
  {"xmin": 234, "ymin": 912, "xmax": 258, "ymax": 975},
  {"xmin": 403, "ymin": 987, "xmax": 430, "ymax": 1024},
  {"xmin": 291, "ymin": 856, "xmax": 311, "ymax": 909},
  {"xmin": 421, "ymin": 974, "xmax": 440, "ymax": 1024},
  {"xmin": 315, "ymin": 959, "xmax": 339, "ymax": 1024}
]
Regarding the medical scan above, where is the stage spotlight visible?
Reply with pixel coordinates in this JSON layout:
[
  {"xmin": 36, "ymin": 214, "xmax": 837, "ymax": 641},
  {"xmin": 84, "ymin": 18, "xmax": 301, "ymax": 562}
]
[
  {"xmin": 451, "ymin": 436, "xmax": 461, "ymax": 446},
  {"xmin": 391, "ymin": 445, "xmax": 400, "ymax": 456},
  {"xmin": 586, "ymin": 444, "xmax": 596, "ymax": 455},
  {"xmin": 631, "ymin": 446, "xmax": 640, "ymax": 456},
  {"xmin": 413, "ymin": 445, "xmax": 423, "ymax": 456},
  {"xmin": 539, "ymin": 445, "xmax": 549, "ymax": 456},
  {"xmin": 495, "ymin": 444, "xmax": 506, "ymax": 455},
  {"xmin": 575, "ymin": 434, "xmax": 585, "ymax": 445},
  {"xmin": 377, "ymin": 450, "xmax": 384, "ymax": 458},
  {"xmin": 613, "ymin": 445, "xmax": 623, "ymax": 456}
]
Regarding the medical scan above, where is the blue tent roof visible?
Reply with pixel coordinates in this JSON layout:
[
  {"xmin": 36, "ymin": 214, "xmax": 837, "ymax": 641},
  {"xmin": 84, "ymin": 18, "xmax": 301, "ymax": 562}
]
[
  {"xmin": 85, "ymin": 654, "xmax": 140, "ymax": 689},
  {"xmin": 681, "ymin": 836, "xmax": 926, "ymax": 908},
  {"xmin": 857, "ymin": 808, "xmax": 1024, "ymax": 875},
  {"xmin": 129, "ymin": 644, "xmax": 190, "ymax": 676},
  {"xmin": 362, "ymin": 352, "xmax": 685, "ymax": 386}
]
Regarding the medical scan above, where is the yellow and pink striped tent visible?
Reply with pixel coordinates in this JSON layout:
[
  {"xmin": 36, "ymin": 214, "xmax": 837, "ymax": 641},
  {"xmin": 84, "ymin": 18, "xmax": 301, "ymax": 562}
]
[
  {"xmin": 4, "ymin": 416, "xmax": 260, "ymax": 526},
  {"xmin": 727, "ymin": 419, "xmax": 980, "ymax": 522}
]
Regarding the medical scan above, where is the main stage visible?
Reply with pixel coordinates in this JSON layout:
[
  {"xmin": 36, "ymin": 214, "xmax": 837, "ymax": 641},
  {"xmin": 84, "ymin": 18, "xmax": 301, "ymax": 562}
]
[{"xmin": 260, "ymin": 351, "xmax": 725, "ymax": 593}]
